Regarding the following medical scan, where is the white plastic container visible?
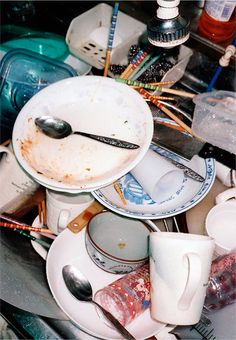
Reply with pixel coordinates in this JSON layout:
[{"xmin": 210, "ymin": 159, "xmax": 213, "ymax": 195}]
[
  {"xmin": 66, "ymin": 3, "xmax": 146, "ymax": 69},
  {"xmin": 152, "ymin": 44, "xmax": 193, "ymax": 92}
]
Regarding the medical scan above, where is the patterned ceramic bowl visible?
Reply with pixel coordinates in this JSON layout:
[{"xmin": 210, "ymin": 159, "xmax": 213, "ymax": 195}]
[{"xmin": 85, "ymin": 211, "xmax": 150, "ymax": 274}]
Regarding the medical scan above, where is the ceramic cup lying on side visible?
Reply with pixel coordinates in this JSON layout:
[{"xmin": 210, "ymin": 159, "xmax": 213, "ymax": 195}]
[
  {"xmin": 46, "ymin": 189, "xmax": 94, "ymax": 235},
  {"xmin": 205, "ymin": 187, "xmax": 236, "ymax": 257}
]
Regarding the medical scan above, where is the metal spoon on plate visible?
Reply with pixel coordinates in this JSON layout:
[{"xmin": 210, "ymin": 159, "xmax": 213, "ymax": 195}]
[
  {"xmin": 62, "ymin": 264, "xmax": 136, "ymax": 340},
  {"xmin": 35, "ymin": 116, "xmax": 140, "ymax": 149}
]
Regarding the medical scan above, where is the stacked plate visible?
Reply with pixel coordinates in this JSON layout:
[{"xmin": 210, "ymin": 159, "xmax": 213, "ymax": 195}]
[{"xmin": 12, "ymin": 76, "xmax": 154, "ymax": 193}]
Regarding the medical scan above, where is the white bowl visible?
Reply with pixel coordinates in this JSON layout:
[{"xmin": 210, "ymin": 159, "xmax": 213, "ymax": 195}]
[
  {"xmin": 85, "ymin": 211, "xmax": 150, "ymax": 274},
  {"xmin": 12, "ymin": 75, "xmax": 153, "ymax": 193}
]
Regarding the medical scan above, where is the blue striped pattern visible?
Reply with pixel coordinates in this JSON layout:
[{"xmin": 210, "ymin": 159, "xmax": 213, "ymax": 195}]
[{"xmin": 107, "ymin": 2, "xmax": 119, "ymax": 51}]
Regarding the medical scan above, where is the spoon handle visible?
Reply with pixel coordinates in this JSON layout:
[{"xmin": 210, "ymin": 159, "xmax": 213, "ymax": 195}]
[
  {"xmin": 73, "ymin": 131, "xmax": 139, "ymax": 149},
  {"xmin": 92, "ymin": 300, "xmax": 136, "ymax": 339}
]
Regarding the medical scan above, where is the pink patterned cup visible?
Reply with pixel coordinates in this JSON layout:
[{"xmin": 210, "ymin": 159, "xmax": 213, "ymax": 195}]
[{"xmin": 94, "ymin": 264, "xmax": 150, "ymax": 326}]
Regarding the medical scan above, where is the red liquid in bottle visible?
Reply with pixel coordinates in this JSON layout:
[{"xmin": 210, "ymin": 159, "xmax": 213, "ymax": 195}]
[{"xmin": 198, "ymin": 4, "xmax": 236, "ymax": 47}]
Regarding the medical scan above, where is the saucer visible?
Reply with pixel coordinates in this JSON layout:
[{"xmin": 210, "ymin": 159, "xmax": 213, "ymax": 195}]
[
  {"xmin": 46, "ymin": 228, "xmax": 167, "ymax": 340},
  {"xmin": 92, "ymin": 144, "xmax": 215, "ymax": 219}
]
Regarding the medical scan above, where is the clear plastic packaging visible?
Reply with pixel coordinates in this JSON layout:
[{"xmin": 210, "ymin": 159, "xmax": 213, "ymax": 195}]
[
  {"xmin": 94, "ymin": 264, "xmax": 150, "ymax": 326},
  {"xmin": 192, "ymin": 91, "xmax": 236, "ymax": 155}
]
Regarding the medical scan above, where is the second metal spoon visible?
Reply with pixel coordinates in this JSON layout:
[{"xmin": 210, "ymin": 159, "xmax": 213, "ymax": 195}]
[
  {"xmin": 62, "ymin": 265, "xmax": 136, "ymax": 340},
  {"xmin": 35, "ymin": 116, "xmax": 140, "ymax": 149}
]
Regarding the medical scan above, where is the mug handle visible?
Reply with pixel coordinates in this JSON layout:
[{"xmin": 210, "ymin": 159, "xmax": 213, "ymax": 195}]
[
  {"xmin": 215, "ymin": 188, "xmax": 236, "ymax": 204},
  {"xmin": 0, "ymin": 145, "xmax": 14, "ymax": 163},
  {"xmin": 58, "ymin": 209, "xmax": 70, "ymax": 233},
  {"xmin": 177, "ymin": 252, "xmax": 201, "ymax": 310}
]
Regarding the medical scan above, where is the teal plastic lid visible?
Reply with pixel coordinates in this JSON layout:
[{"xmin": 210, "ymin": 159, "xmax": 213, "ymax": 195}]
[{"xmin": 1, "ymin": 32, "xmax": 69, "ymax": 60}]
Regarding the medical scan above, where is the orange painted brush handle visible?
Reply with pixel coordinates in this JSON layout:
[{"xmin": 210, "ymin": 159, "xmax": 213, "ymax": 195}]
[{"xmin": 0, "ymin": 222, "xmax": 53, "ymax": 233}]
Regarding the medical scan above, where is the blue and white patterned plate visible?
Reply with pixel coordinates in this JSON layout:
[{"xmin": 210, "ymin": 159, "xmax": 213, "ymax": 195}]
[{"xmin": 92, "ymin": 144, "xmax": 216, "ymax": 219}]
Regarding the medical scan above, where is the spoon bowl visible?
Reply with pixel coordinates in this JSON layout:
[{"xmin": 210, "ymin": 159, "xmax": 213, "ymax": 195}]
[
  {"xmin": 62, "ymin": 264, "xmax": 136, "ymax": 339},
  {"xmin": 35, "ymin": 116, "xmax": 140, "ymax": 149}
]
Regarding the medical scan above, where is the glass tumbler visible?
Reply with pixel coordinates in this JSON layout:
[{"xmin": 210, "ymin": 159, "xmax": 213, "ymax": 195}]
[
  {"xmin": 204, "ymin": 252, "xmax": 236, "ymax": 311},
  {"xmin": 94, "ymin": 264, "xmax": 150, "ymax": 326}
]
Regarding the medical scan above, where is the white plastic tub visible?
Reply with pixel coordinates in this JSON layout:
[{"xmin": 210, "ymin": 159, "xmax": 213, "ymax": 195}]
[{"xmin": 66, "ymin": 3, "xmax": 146, "ymax": 69}]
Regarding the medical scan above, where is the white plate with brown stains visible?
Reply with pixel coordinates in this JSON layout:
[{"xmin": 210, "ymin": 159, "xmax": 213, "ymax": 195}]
[{"xmin": 12, "ymin": 76, "xmax": 153, "ymax": 193}]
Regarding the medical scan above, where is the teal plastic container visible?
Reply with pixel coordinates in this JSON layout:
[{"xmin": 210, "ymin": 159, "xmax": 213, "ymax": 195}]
[{"xmin": 0, "ymin": 48, "xmax": 77, "ymax": 133}]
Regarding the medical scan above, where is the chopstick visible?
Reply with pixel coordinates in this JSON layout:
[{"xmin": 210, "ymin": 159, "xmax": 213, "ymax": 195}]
[
  {"xmin": 38, "ymin": 199, "xmax": 46, "ymax": 225},
  {"xmin": 149, "ymin": 81, "xmax": 175, "ymax": 86},
  {"xmin": 127, "ymin": 52, "xmax": 153, "ymax": 80},
  {"xmin": 157, "ymin": 100, "xmax": 193, "ymax": 122},
  {"xmin": 0, "ymin": 214, "xmax": 53, "ymax": 233},
  {"xmin": 0, "ymin": 214, "xmax": 31, "ymax": 226},
  {"xmin": 120, "ymin": 47, "xmax": 151, "ymax": 80},
  {"xmin": 116, "ymin": 78, "xmax": 196, "ymax": 98},
  {"xmin": 119, "ymin": 49, "xmax": 144, "ymax": 79},
  {"xmin": 0, "ymin": 221, "xmax": 53, "ymax": 234},
  {"xmin": 123, "ymin": 49, "xmax": 153, "ymax": 80},
  {"xmin": 114, "ymin": 181, "xmax": 127, "ymax": 205},
  {"xmin": 103, "ymin": 2, "xmax": 119, "ymax": 77},
  {"xmin": 14, "ymin": 228, "xmax": 51, "ymax": 248},
  {"xmin": 139, "ymin": 88, "xmax": 194, "ymax": 135},
  {"xmin": 153, "ymin": 118, "xmax": 187, "ymax": 133},
  {"xmin": 1, "ymin": 139, "xmax": 11, "ymax": 146},
  {"xmin": 142, "ymin": 94, "xmax": 175, "ymax": 101},
  {"xmin": 130, "ymin": 53, "xmax": 160, "ymax": 81}
]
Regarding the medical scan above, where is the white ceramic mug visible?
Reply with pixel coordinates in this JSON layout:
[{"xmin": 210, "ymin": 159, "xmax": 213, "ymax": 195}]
[
  {"xmin": 130, "ymin": 149, "xmax": 184, "ymax": 203},
  {"xmin": 215, "ymin": 161, "xmax": 236, "ymax": 187},
  {"xmin": 46, "ymin": 189, "xmax": 94, "ymax": 234},
  {"xmin": 149, "ymin": 232, "xmax": 215, "ymax": 325},
  {"xmin": 205, "ymin": 187, "xmax": 236, "ymax": 257},
  {"xmin": 0, "ymin": 145, "xmax": 38, "ymax": 213}
]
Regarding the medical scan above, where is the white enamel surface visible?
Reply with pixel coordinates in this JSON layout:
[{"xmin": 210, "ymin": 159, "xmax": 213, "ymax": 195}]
[
  {"xmin": 46, "ymin": 228, "xmax": 167, "ymax": 340},
  {"xmin": 12, "ymin": 76, "xmax": 153, "ymax": 193}
]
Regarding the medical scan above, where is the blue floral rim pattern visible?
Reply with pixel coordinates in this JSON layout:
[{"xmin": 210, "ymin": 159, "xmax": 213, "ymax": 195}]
[{"xmin": 92, "ymin": 144, "xmax": 216, "ymax": 220}]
